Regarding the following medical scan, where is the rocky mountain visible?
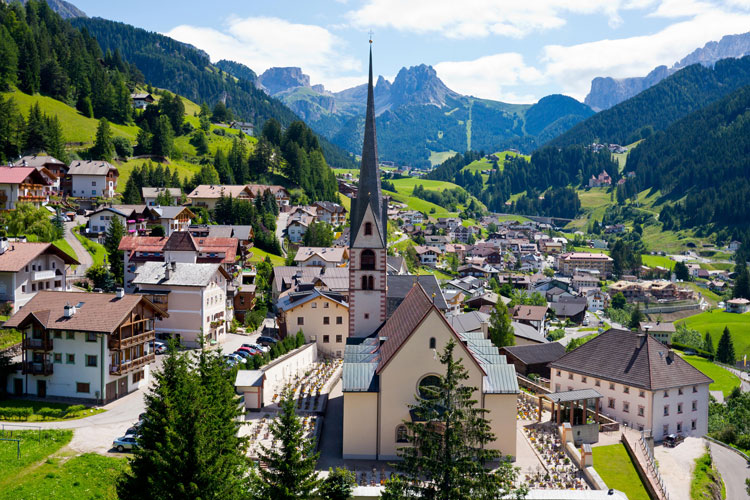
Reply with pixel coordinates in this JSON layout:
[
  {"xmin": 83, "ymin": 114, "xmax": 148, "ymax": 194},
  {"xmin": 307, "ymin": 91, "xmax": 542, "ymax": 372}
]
[
  {"xmin": 215, "ymin": 59, "xmax": 257, "ymax": 83},
  {"xmin": 585, "ymin": 31, "xmax": 750, "ymax": 111},
  {"xmin": 246, "ymin": 64, "xmax": 593, "ymax": 167},
  {"xmin": 21, "ymin": 0, "xmax": 85, "ymax": 18}
]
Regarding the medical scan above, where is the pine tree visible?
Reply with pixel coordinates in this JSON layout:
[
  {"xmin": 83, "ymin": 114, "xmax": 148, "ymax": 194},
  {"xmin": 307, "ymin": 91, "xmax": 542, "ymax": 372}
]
[
  {"xmin": 254, "ymin": 389, "xmax": 320, "ymax": 499},
  {"xmin": 733, "ymin": 262, "xmax": 750, "ymax": 299},
  {"xmin": 44, "ymin": 115, "xmax": 67, "ymax": 163},
  {"xmin": 151, "ymin": 115, "xmax": 174, "ymax": 158},
  {"xmin": 384, "ymin": 340, "xmax": 524, "ymax": 500},
  {"xmin": 91, "ymin": 118, "xmax": 115, "ymax": 161},
  {"xmin": 104, "ymin": 217, "xmax": 124, "ymax": 285},
  {"xmin": 318, "ymin": 468, "xmax": 356, "ymax": 500},
  {"xmin": 716, "ymin": 327, "xmax": 736, "ymax": 364},
  {"xmin": 122, "ymin": 176, "xmax": 142, "ymax": 204},
  {"xmin": 488, "ymin": 299, "xmax": 514, "ymax": 347},
  {"xmin": 703, "ymin": 331, "xmax": 715, "ymax": 355},
  {"xmin": 628, "ymin": 303, "xmax": 644, "ymax": 330},
  {"xmin": 24, "ymin": 103, "xmax": 47, "ymax": 153}
]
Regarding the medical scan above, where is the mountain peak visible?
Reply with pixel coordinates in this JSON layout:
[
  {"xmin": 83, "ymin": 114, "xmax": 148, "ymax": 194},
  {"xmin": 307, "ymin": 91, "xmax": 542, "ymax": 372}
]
[
  {"xmin": 390, "ymin": 64, "xmax": 457, "ymax": 108},
  {"xmin": 258, "ymin": 67, "xmax": 312, "ymax": 96}
]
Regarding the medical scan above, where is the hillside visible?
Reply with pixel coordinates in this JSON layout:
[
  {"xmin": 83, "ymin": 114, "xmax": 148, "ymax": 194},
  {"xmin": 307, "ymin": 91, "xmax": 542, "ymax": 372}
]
[
  {"xmin": 250, "ymin": 65, "xmax": 593, "ymax": 167},
  {"xmin": 21, "ymin": 0, "xmax": 85, "ymax": 18},
  {"xmin": 585, "ymin": 32, "xmax": 750, "ymax": 111},
  {"xmin": 69, "ymin": 17, "xmax": 356, "ymax": 169},
  {"xmin": 549, "ymin": 56, "xmax": 750, "ymax": 148}
]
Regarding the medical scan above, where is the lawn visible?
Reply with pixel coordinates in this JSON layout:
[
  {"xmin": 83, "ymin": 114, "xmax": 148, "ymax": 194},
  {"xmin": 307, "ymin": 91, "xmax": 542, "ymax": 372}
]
[
  {"xmin": 385, "ymin": 190, "xmax": 457, "ymax": 219},
  {"xmin": 679, "ymin": 354, "xmax": 740, "ymax": 397},
  {"xmin": 115, "ymin": 158, "xmax": 202, "ymax": 194},
  {"xmin": 389, "ymin": 177, "xmax": 463, "ymax": 193},
  {"xmin": 680, "ymin": 282, "xmax": 723, "ymax": 307},
  {"xmin": 73, "ymin": 228, "xmax": 108, "ymax": 267},
  {"xmin": 52, "ymin": 238, "xmax": 78, "ymax": 262},
  {"xmin": 429, "ymin": 150, "xmax": 458, "ymax": 166},
  {"xmin": 0, "ymin": 452, "xmax": 127, "ymax": 500},
  {"xmin": 337, "ymin": 193, "xmax": 351, "ymax": 212},
  {"xmin": 690, "ymin": 452, "xmax": 726, "ymax": 500},
  {"xmin": 0, "ymin": 329, "xmax": 21, "ymax": 349},
  {"xmin": 0, "ymin": 400, "xmax": 105, "ymax": 422},
  {"xmin": 0, "ymin": 430, "xmax": 72, "ymax": 484},
  {"xmin": 3, "ymin": 89, "xmax": 140, "ymax": 145},
  {"xmin": 680, "ymin": 310, "xmax": 750, "ymax": 358},
  {"xmin": 247, "ymin": 247, "xmax": 285, "ymax": 266},
  {"xmin": 591, "ymin": 443, "xmax": 650, "ymax": 500},
  {"xmin": 641, "ymin": 254, "xmax": 674, "ymax": 269},
  {"xmin": 417, "ymin": 266, "xmax": 454, "ymax": 280}
]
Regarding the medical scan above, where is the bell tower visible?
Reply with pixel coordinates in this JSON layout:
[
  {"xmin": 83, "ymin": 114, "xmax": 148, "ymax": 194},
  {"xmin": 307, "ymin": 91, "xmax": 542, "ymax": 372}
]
[{"xmin": 348, "ymin": 41, "xmax": 388, "ymax": 338}]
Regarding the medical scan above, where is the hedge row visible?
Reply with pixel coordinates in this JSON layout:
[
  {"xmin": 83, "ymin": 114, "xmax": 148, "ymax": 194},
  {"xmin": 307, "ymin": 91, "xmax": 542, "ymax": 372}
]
[
  {"xmin": 0, "ymin": 404, "xmax": 88, "ymax": 421},
  {"xmin": 672, "ymin": 342, "xmax": 715, "ymax": 361},
  {"xmin": 242, "ymin": 331, "xmax": 306, "ymax": 370}
]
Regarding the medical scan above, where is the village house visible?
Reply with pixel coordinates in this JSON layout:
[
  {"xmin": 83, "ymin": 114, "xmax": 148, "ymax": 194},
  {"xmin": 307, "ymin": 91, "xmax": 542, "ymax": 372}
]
[
  {"xmin": 0, "ymin": 240, "xmax": 78, "ymax": 313},
  {"xmin": 557, "ymin": 252, "xmax": 614, "ymax": 278},
  {"xmin": 413, "ymin": 245, "xmax": 441, "ymax": 266},
  {"xmin": 584, "ymin": 289, "xmax": 610, "ymax": 312},
  {"xmin": 424, "ymin": 234, "xmax": 450, "ymax": 252},
  {"xmin": 725, "ymin": 298, "xmax": 750, "ymax": 314},
  {"xmin": 436, "ymin": 217, "xmax": 461, "ymax": 232},
  {"xmin": 640, "ymin": 321, "xmax": 676, "ymax": 345},
  {"xmin": 588, "ymin": 170, "xmax": 612, "ymax": 188},
  {"xmin": 548, "ymin": 296, "xmax": 588, "ymax": 325},
  {"xmin": 5, "ymin": 290, "xmax": 166, "ymax": 402},
  {"xmin": 64, "ymin": 161, "xmax": 118, "ymax": 198},
  {"xmin": 500, "ymin": 342, "xmax": 566, "ymax": 379},
  {"xmin": 386, "ymin": 255, "xmax": 408, "ymax": 275},
  {"xmin": 497, "ymin": 274, "xmax": 532, "ymax": 290},
  {"xmin": 246, "ymin": 184, "xmax": 290, "ymax": 207},
  {"xmin": 550, "ymin": 329, "xmax": 712, "ymax": 441},
  {"xmin": 230, "ymin": 121, "xmax": 254, "ymax": 136},
  {"xmin": 539, "ymin": 239, "xmax": 564, "ymax": 254},
  {"xmin": 186, "ymin": 185, "xmax": 253, "ymax": 210},
  {"xmin": 294, "ymin": 246, "xmax": 349, "ymax": 268},
  {"xmin": 86, "ymin": 205, "xmax": 149, "ymax": 239},
  {"xmin": 313, "ymin": 201, "xmax": 347, "ymax": 226},
  {"xmin": 386, "ymin": 275, "xmax": 448, "ymax": 318},
  {"xmin": 276, "ymin": 288, "xmax": 349, "ymax": 358},
  {"xmin": 14, "ymin": 155, "xmax": 66, "ymax": 191},
  {"xmin": 130, "ymin": 93, "xmax": 155, "ymax": 109},
  {"xmin": 511, "ymin": 304, "xmax": 548, "ymax": 335},
  {"xmin": 454, "ymin": 225, "xmax": 478, "ymax": 243},
  {"xmin": 397, "ymin": 210, "xmax": 423, "ymax": 225},
  {"xmin": 342, "ymin": 285, "xmax": 519, "ymax": 460},
  {"xmin": 286, "ymin": 213, "xmax": 316, "ymax": 243},
  {"xmin": 149, "ymin": 206, "xmax": 195, "ymax": 236},
  {"xmin": 142, "ymin": 187, "xmax": 181, "ymax": 206},
  {"xmin": 572, "ymin": 271, "xmax": 600, "ymax": 291},
  {"xmin": 271, "ymin": 266, "xmax": 349, "ymax": 301},
  {"xmin": 0, "ymin": 166, "xmax": 51, "ymax": 209}
]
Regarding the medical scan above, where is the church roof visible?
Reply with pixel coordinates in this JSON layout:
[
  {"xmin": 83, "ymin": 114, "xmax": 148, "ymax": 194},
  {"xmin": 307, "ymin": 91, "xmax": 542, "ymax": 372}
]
[{"xmin": 350, "ymin": 46, "xmax": 387, "ymax": 247}]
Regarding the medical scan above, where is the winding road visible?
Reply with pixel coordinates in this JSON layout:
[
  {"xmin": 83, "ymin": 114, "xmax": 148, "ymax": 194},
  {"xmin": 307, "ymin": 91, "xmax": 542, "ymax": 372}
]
[
  {"xmin": 709, "ymin": 441, "xmax": 750, "ymax": 500},
  {"xmin": 64, "ymin": 217, "xmax": 93, "ymax": 279}
]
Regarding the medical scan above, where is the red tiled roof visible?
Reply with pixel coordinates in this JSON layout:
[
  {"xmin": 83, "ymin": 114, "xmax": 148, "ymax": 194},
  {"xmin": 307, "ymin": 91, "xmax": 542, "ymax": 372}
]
[
  {"xmin": 0, "ymin": 166, "xmax": 45, "ymax": 185},
  {"xmin": 118, "ymin": 236, "xmax": 167, "ymax": 252}
]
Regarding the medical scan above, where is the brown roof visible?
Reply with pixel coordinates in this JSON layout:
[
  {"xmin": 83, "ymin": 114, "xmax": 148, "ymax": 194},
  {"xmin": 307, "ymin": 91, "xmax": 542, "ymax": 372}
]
[
  {"xmin": 118, "ymin": 236, "xmax": 167, "ymax": 252},
  {"xmin": 163, "ymin": 231, "xmax": 198, "ymax": 252},
  {"xmin": 0, "ymin": 242, "xmax": 78, "ymax": 272},
  {"xmin": 0, "ymin": 166, "xmax": 49, "ymax": 185},
  {"xmin": 4, "ymin": 291, "xmax": 166, "ymax": 334},
  {"xmin": 549, "ymin": 329, "xmax": 713, "ymax": 391},
  {"xmin": 511, "ymin": 304, "xmax": 548, "ymax": 322},
  {"xmin": 187, "ymin": 185, "xmax": 251, "ymax": 199},
  {"xmin": 502, "ymin": 342, "xmax": 566, "ymax": 366}
]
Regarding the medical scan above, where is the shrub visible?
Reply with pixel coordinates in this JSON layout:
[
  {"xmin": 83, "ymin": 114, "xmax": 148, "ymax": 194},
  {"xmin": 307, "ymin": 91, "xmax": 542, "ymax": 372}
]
[
  {"xmin": 296, "ymin": 330, "xmax": 305, "ymax": 348},
  {"xmin": 0, "ymin": 407, "xmax": 33, "ymax": 420},
  {"xmin": 65, "ymin": 405, "xmax": 86, "ymax": 416},
  {"xmin": 37, "ymin": 407, "xmax": 65, "ymax": 420},
  {"xmin": 547, "ymin": 329, "xmax": 565, "ymax": 341}
]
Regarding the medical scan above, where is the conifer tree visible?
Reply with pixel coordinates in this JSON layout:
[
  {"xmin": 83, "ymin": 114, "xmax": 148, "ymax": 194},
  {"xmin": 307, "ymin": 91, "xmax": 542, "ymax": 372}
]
[
  {"xmin": 717, "ymin": 327, "xmax": 736, "ymax": 364},
  {"xmin": 628, "ymin": 303, "xmax": 644, "ymax": 330},
  {"xmin": 91, "ymin": 118, "xmax": 114, "ymax": 161},
  {"xmin": 24, "ymin": 103, "xmax": 47, "ymax": 153},
  {"xmin": 44, "ymin": 115, "xmax": 67, "ymax": 163},
  {"xmin": 383, "ymin": 340, "xmax": 525, "ymax": 500},
  {"xmin": 122, "ymin": 176, "xmax": 142, "ymax": 204},
  {"xmin": 488, "ymin": 299, "xmax": 515, "ymax": 347},
  {"xmin": 318, "ymin": 468, "xmax": 356, "ymax": 500},
  {"xmin": 104, "ymin": 217, "xmax": 124, "ymax": 284},
  {"xmin": 733, "ymin": 262, "xmax": 750, "ymax": 299},
  {"xmin": 254, "ymin": 389, "xmax": 320, "ymax": 500},
  {"xmin": 703, "ymin": 331, "xmax": 715, "ymax": 355}
]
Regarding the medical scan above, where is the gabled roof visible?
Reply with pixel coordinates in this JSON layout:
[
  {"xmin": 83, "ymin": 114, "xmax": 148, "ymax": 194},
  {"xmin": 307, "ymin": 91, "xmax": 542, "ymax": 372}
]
[
  {"xmin": 277, "ymin": 288, "xmax": 348, "ymax": 313},
  {"xmin": 512, "ymin": 321, "xmax": 548, "ymax": 343},
  {"xmin": 163, "ymin": 231, "xmax": 198, "ymax": 252},
  {"xmin": 0, "ymin": 166, "xmax": 48, "ymax": 185},
  {"xmin": 0, "ymin": 242, "xmax": 78, "ymax": 272},
  {"xmin": 550, "ymin": 329, "xmax": 713, "ymax": 390},
  {"xmin": 118, "ymin": 236, "xmax": 167, "ymax": 253},
  {"xmin": 149, "ymin": 206, "xmax": 194, "ymax": 220},
  {"xmin": 142, "ymin": 187, "xmax": 181, "ymax": 198},
  {"xmin": 14, "ymin": 155, "xmax": 65, "ymax": 167},
  {"xmin": 294, "ymin": 246, "xmax": 348, "ymax": 264},
  {"xmin": 67, "ymin": 160, "xmax": 118, "ymax": 176},
  {"xmin": 187, "ymin": 185, "xmax": 251, "ymax": 199},
  {"xmin": 387, "ymin": 275, "xmax": 448, "ymax": 312},
  {"xmin": 4, "ymin": 290, "xmax": 166, "ymax": 334},
  {"xmin": 272, "ymin": 266, "xmax": 349, "ymax": 293},
  {"xmin": 511, "ymin": 304, "xmax": 548, "ymax": 322},
  {"xmin": 446, "ymin": 311, "xmax": 489, "ymax": 333},
  {"xmin": 133, "ymin": 262, "xmax": 230, "ymax": 287},
  {"xmin": 502, "ymin": 342, "xmax": 565, "ymax": 366}
]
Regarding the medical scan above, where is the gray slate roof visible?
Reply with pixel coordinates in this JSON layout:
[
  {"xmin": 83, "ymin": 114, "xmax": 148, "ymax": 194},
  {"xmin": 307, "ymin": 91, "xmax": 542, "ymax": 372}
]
[
  {"xmin": 512, "ymin": 321, "xmax": 548, "ymax": 343},
  {"xmin": 502, "ymin": 342, "xmax": 566, "ymax": 366},
  {"xmin": 446, "ymin": 311, "xmax": 489, "ymax": 333},
  {"xmin": 133, "ymin": 261, "xmax": 223, "ymax": 287},
  {"xmin": 386, "ymin": 275, "xmax": 447, "ymax": 315}
]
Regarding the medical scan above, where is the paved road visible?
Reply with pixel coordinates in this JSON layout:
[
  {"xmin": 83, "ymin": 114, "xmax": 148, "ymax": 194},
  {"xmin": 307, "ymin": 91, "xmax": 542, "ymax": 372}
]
[
  {"xmin": 64, "ymin": 217, "xmax": 93, "ymax": 278},
  {"xmin": 720, "ymin": 365, "xmax": 750, "ymax": 393},
  {"xmin": 709, "ymin": 441, "xmax": 750, "ymax": 500},
  {"xmin": 275, "ymin": 211, "xmax": 289, "ymax": 257}
]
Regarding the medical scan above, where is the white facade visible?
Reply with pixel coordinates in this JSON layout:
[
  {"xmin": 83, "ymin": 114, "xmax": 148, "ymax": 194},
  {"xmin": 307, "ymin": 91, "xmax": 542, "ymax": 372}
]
[
  {"xmin": 287, "ymin": 221, "xmax": 308, "ymax": 243},
  {"xmin": 550, "ymin": 368, "xmax": 710, "ymax": 441},
  {"xmin": 71, "ymin": 174, "xmax": 115, "ymax": 199},
  {"xmin": 349, "ymin": 204, "xmax": 387, "ymax": 338},
  {"xmin": 0, "ymin": 255, "xmax": 69, "ymax": 312},
  {"xmin": 89, "ymin": 210, "xmax": 127, "ymax": 234}
]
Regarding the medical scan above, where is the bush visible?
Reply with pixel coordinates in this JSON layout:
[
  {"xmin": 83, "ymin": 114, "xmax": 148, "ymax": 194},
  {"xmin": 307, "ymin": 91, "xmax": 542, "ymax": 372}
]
[
  {"xmin": 37, "ymin": 407, "xmax": 65, "ymax": 420},
  {"xmin": 672, "ymin": 342, "xmax": 715, "ymax": 360},
  {"xmin": 547, "ymin": 329, "xmax": 565, "ymax": 341},
  {"xmin": 112, "ymin": 136, "xmax": 133, "ymax": 158},
  {"xmin": 65, "ymin": 405, "xmax": 86, "ymax": 416},
  {"xmin": 0, "ymin": 407, "xmax": 33, "ymax": 420},
  {"xmin": 296, "ymin": 330, "xmax": 305, "ymax": 348}
]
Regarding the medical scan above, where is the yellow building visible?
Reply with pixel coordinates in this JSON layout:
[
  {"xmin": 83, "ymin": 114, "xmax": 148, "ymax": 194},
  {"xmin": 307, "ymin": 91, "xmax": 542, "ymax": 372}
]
[
  {"xmin": 342, "ymin": 284, "xmax": 519, "ymax": 460},
  {"xmin": 277, "ymin": 288, "xmax": 349, "ymax": 358}
]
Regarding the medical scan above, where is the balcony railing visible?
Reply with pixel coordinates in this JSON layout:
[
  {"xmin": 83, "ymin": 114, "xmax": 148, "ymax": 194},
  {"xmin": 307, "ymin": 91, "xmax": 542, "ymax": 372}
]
[
  {"xmin": 110, "ymin": 353, "xmax": 155, "ymax": 376},
  {"xmin": 22, "ymin": 361, "xmax": 53, "ymax": 375},
  {"xmin": 109, "ymin": 330, "xmax": 155, "ymax": 351},
  {"xmin": 23, "ymin": 338, "xmax": 53, "ymax": 351},
  {"xmin": 32, "ymin": 270, "xmax": 56, "ymax": 281}
]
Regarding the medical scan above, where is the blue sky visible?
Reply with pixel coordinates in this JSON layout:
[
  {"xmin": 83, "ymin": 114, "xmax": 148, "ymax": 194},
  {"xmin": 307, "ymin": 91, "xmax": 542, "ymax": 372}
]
[{"xmin": 72, "ymin": 0, "xmax": 750, "ymax": 103}]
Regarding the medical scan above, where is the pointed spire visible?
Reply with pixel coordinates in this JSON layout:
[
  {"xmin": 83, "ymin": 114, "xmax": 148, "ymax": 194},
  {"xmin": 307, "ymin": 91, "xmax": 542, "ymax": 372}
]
[{"xmin": 350, "ymin": 42, "xmax": 386, "ymax": 248}]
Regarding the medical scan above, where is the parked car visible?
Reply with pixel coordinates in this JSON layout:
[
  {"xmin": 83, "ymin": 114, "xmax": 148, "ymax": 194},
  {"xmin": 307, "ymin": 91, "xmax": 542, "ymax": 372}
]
[
  {"xmin": 237, "ymin": 346, "xmax": 261, "ymax": 356},
  {"xmin": 234, "ymin": 350, "xmax": 252, "ymax": 359},
  {"xmin": 126, "ymin": 422, "xmax": 141, "ymax": 436},
  {"xmin": 663, "ymin": 434, "xmax": 684, "ymax": 448},
  {"xmin": 257, "ymin": 336, "xmax": 278, "ymax": 347},
  {"xmin": 151, "ymin": 341, "xmax": 167, "ymax": 354},
  {"xmin": 224, "ymin": 353, "xmax": 243, "ymax": 363},
  {"xmin": 113, "ymin": 435, "xmax": 139, "ymax": 452},
  {"xmin": 243, "ymin": 343, "xmax": 269, "ymax": 353}
]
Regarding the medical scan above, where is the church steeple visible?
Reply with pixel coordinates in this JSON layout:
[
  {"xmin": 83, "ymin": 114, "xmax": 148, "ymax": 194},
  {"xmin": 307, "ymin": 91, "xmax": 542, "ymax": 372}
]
[{"xmin": 350, "ymin": 44, "xmax": 387, "ymax": 248}]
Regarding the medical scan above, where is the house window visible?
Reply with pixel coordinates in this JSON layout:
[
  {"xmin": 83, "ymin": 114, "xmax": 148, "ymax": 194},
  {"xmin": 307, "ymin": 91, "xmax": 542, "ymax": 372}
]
[
  {"xmin": 53, "ymin": 331, "xmax": 62, "ymax": 339},
  {"xmin": 368, "ymin": 276, "xmax": 374, "ymax": 290},
  {"xmin": 609, "ymin": 382, "xmax": 615, "ymax": 390},
  {"xmin": 312, "ymin": 302, "xmax": 317, "ymax": 309},
  {"xmin": 91, "ymin": 181, "xmax": 96, "ymax": 186},
  {"xmin": 623, "ymin": 402, "xmax": 630, "ymax": 413},
  {"xmin": 133, "ymin": 370, "xmax": 145, "ymax": 384},
  {"xmin": 418, "ymin": 375, "xmax": 441, "ymax": 400},
  {"xmin": 677, "ymin": 403, "xmax": 683, "ymax": 414},
  {"xmin": 663, "ymin": 405, "xmax": 669, "ymax": 416},
  {"xmin": 364, "ymin": 313, "xmax": 369, "ymax": 319},
  {"xmin": 76, "ymin": 382, "xmax": 90, "ymax": 393},
  {"xmin": 595, "ymin": 379, "xmax": 600, "ymax": 387},
  {"xmin": 364, "ymin": 222, "xmax": 372, "ymax": 236},
  {"xmin": 21, "ymin": 285, "xmax": 25, "ymax": 293},
  {"xmin": 297, "ymin": 317, "xmax": 304, "ymax": 326},
  {"xmin": 663, "ymin": 424, "xmax": 669, "ymax": 436},
  {"xmin": 568, "ymin": 373, "xmax": 573, "ymax": 380},
  {"xmin": 66, "ymin": 354, "xmax": 75, "ymax": 364},
  {"xmin": 608, "ymin": 398, "xmax": 615, "ymax": 409},
  {"xmin": 86, "ymin": 355, "xmax": 97, "ymax": 367},
  {"xmin": 323, "ymin": 335, "xmax": 330, "ymax": 343},
  {"xmin": 581, "ymin": 376, "xmax": 587, "ymax": 383},
  {"xmin": 66, "ymin": 331, "xmax": 75, "ymax": 340},
  {"xmin": 324, "ymin": 302, "xmax": 329, "ymax": 309},
  {"xmin": 556, "ymin": 370, "xmax": 561, "ymax": 377},
  {"xmin": 678, "ymin": 388, "xmax": 684, "ymax": 395},
  {"xmin": 664, "ymin": 390, "xmax": 669, "ymax": 398},
  {"xmin": 693, "ymin": 386, "xmax": 698, "ymax": 393},
  {"xmin": 691, "ymin": 420, "xmax": 697, "ymax": 430},
  {"xmin": 639, "ymin": 390, "xmax": 645, "ymax": 398},
  {"xmin": 361, "ymin": 249, "xmax": 376, "ymax": 270},
  {"xmin": 86, "ymin": 332, "xmax": 97, "ymax": 342},
  {"xmin": 396, "ymin": 424, "xmax": 408, "ymax": 443},
  {"xmin": 323, "ymin": 317, "xmax": 330, "ymax": 325},
  {"xmin": 638, "ymin": 405, "xmax": 645, "ymax": 417},
  {"xmin": 31, "ymin": 284, "xmax": 36, "ymax": 292},
  {"xmin": 53, "ymin": 353, "xmax": 62, "ymax": 363},
  {"xmin": 676, "ymin": 422, "xmax": 682, "ymax": 433},
  {"xmin": 336, "ymin": 316, "xmax": 343, "ymax": 325},
  {"xmin": 692, "ymin": 400, "xmax": 698, "ymax": 411}
]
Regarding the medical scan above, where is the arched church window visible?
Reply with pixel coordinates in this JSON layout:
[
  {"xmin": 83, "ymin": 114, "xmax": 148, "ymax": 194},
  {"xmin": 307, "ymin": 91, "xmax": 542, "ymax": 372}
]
[
  {"xmin": 361, "ymin": 249, "xmax": 375, "ymax": 270},
  {"xmin": 364, "ymin": 222, "xmax": 372, "ymax": 235},
  {"xmin": 396, "ymin": 424, "xmax": 408, "ymax": 443},
  {"xmin": 429, "ymin": 337, "xmax": 436, "ymax": 349}
]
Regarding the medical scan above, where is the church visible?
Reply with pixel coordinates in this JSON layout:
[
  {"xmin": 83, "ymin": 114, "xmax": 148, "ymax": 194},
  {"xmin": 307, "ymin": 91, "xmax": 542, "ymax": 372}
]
[{"xmin": 341, "ymin": 46, "xmax": 519, "ymax": 461}]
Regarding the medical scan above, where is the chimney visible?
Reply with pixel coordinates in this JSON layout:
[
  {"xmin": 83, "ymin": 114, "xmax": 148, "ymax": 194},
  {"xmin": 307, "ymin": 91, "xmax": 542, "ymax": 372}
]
[
  {"xmin": 666, "ymin": 349, "xmax": 674, "ymax": 361},
  {"xmin": 379, "ymin": 336, "xmax": 388, "ymax": 346},
  {"xmin": 637, "ymin": 332, "xmax": 647, "ymax": 346},
  {"xmin": 115, "ymin": 288, "xmax": 125, "ymax": 299},
  {"xmin": 481, "ymin": 320, "xmax": 489, "ymax": 339},
  {"xmin": 64, "ymin": 304, "xmax": 76, "ymax": 317},
  {"xmin": 164, "ymin": 262, "xmax": 171, "ymax": 280}
]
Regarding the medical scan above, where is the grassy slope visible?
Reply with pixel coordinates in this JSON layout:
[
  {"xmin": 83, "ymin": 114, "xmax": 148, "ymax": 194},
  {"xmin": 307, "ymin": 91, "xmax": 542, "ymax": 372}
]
[
  {"xmin": 51, "ymin": 238, "xmax": 77, "ymax": 262},
  {"xmin": 73, "ymin": 228, "xmax": 107, "ymax": 267},
  {"xmin": 4, "ymin": 89, "xmax": 140, "ymax": 145},
  {"xmin": 679, "ymin": 354, "xmax": 740, "ymax": 397},
  {"xmin": 591, "ymin": 444, "xmax": 650, "ymax": 500},
  {"xmin": 385, "ymin": 190, "xmax": 457, "ymax": 219},
  {"xmin": 0, "ymin": 329, "xmax": 21, "ymax": 349},
  {"xmin": 680, "ymin": 311, "xmax": 750, "ymax": 358},
  {"xmin": 337, "ymin": 193, "xmax": 351, "ymax": 212},
  {"xmin": 0, "ymin": 430, "xmax": 72, "ymax": 485},
  {"xmin": 247, "ymin": 247, "xmax": 285, "ymax": 266},
  {"xmin": 115, "ymin": 157, "xmax": 201, "ymax": 193},
  {"xmin": 690, "ymin": 452, "xmax": 726, "ymax": 500},
  {"xmin": 428, "ymin": 150, "xmax": 457, "ymax": 166},
  {"xmin": 641, "ymin": 254, "xmax": 674, "ymax": 269},
  {"xmin": 389, "ymin": 178, "xmax": 462, "ymax": 192}
]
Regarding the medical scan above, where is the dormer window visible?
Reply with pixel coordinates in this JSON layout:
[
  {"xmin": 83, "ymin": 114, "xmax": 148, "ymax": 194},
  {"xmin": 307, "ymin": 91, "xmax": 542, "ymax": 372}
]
[{"xmin": 364, "ymin": 222, "xmax": 372, "ymax": 235}]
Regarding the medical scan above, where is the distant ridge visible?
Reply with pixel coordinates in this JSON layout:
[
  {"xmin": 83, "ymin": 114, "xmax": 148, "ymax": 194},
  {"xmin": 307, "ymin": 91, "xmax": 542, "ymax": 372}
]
[{"xmin": 21, "ymin": 0, "xmax": 86, "ymax": 18}]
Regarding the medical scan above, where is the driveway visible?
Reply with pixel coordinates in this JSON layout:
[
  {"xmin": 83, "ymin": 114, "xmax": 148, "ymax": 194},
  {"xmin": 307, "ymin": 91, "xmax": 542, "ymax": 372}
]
[
  {"xmin": 64, "ymin": 218, "xmax": 93, "ymax": 278},
  {"xmin": 653, "ymin": 437, "xmax": 705, "ymax": 500},
  {"xmin": 709, "ymin": 441, "xmax": 750, "ymax": 500},
  {"xmin": 275, "ymin": 211, "xmax": 289, "ymax": 256}
]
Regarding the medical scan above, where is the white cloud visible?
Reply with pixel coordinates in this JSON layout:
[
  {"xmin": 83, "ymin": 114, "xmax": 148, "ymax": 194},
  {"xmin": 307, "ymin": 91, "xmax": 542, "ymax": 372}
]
[{"xmin": 165, "ymin": 16, "xmax": 361, "ymax": 87}]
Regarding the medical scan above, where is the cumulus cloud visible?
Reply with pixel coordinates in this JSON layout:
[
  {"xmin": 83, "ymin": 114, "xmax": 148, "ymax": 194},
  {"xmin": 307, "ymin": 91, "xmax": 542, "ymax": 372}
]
[{"xmin": 165, "ymin": 16, "xmax": 361, "ymax": 87}]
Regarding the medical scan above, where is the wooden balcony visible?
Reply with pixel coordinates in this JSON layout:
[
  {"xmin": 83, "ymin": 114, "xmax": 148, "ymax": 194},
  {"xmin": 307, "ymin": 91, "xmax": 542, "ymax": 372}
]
[
  {"xmin": 23, "ymin": 361, "xmax": 53, "ymax": 375},
  {"xmin": 109, "ymin": 330, "xmax": 155, "ymax": 351},
  {"xmin": 23, "ymin": 337, "xmax": 53, "ymax": 351},
  {"xmin": 109, "ymin": 353, "xmax": 155, "ymax": 376}
]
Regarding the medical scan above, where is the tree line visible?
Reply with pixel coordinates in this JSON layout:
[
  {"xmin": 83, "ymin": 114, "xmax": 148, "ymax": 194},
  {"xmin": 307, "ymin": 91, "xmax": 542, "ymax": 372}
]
[{"xmin": 212, "ymin": 193, "xmax": 282, "ymax": 255}]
